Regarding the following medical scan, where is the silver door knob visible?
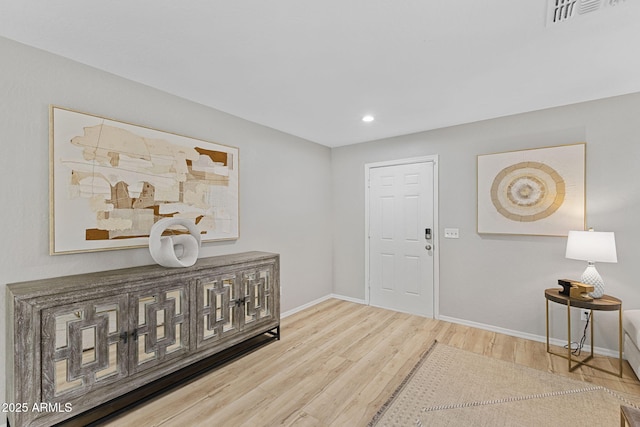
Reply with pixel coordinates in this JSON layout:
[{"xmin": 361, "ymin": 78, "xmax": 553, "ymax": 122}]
[{"xmin": 425, "ymin": 244, "xmax": 432, "ymax": 250}]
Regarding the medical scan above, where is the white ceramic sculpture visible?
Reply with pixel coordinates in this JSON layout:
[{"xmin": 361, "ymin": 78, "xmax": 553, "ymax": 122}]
[{"xmin": 148, "ymin": 218, "xmax": 202, "ymax": 268}]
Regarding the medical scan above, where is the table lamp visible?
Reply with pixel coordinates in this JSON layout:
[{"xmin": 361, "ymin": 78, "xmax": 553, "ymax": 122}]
[{"xmin": 565, "ymin": 230, "xmax": 617, "ymax": 298}]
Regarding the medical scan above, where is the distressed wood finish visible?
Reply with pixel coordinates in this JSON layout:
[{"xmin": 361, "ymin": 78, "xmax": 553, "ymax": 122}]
[
  {"xmin": 129, "ymin": 282, "xmax": 191, "ymax": 374},
  {"xmin": 6, "ymin": 251, "xmax": 280, "ymax": 427},
  {"xmin": 40, "ymin": 295, "xmax": 129, "ymax": 402}
]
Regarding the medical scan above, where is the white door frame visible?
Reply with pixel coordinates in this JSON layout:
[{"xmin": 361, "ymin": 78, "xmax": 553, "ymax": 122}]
[{"xmin": 364, "ymin": 155, "xmax": 440, "ymax": 319}]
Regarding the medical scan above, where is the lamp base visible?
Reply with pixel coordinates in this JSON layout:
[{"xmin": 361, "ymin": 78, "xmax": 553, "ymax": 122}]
[{"xmin": 580, "ymin": 263, "xmax": 604, "ymax": 298}]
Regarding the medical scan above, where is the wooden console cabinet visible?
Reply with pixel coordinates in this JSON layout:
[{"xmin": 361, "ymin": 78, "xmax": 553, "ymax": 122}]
[{"xmin": 6, "ymin": 251, "xmax": 279, "ymax": 427}]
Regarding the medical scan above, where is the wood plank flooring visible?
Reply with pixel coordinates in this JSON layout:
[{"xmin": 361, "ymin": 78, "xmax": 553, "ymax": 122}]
[{"xmin": 100, "ymin": 299, "xmax": 640, "ymax": 426}]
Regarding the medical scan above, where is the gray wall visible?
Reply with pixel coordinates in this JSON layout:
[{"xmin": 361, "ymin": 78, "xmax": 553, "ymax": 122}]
[
  {"xmin": 0, "ymin": 36, "xmax": 333, "ymax": 407},
  {"xmin": 332, "ymin": 93, "xmax": 640, "ymax": 351}
]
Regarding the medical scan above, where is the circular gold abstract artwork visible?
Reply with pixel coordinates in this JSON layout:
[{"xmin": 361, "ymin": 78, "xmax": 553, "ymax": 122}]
[{"xmin": 490, "ymin": 162, "xmax": 565, "ymax": 222}]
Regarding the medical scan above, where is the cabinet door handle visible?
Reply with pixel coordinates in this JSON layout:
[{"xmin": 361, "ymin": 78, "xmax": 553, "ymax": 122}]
[
  {"xmin": 132, "ymin": 329, "xmax": 139, "ymax": 341},
  {"xmin": 120, "ymin": 331, "xmax": 128, "ymax": 344}
]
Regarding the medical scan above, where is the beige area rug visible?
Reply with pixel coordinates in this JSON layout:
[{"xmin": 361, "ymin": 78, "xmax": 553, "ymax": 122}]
[{"xmin": 370, "ymin": 341, "xmax": 640, "ymax": 426}]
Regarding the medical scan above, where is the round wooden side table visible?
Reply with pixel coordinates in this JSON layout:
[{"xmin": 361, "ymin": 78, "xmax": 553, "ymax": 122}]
[{"xmin": 544, "ymin": 288, "xmax": 622, "ymax": 377}]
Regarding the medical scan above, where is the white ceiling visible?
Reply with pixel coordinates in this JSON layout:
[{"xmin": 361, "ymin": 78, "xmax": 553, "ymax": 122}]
[{"xmin": 1, "ymin": 1, "xmax": 640, "ymax": 147}]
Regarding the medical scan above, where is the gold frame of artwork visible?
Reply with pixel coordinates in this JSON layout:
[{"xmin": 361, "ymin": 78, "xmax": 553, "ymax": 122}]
[
  {"xmin": 50, "ymin": 105, "xmax": 239, "ymax": 254},
  {"xmin": 477, "ymin": 143, "xmax": 585, "ymax": 236}
]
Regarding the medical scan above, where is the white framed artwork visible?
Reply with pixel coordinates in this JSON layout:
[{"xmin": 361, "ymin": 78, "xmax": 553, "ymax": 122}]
[
  {"xmin": 50, "ymin": 106, "xmax": 239, "ymax": 254},
  {"xmin": 477, "ymin": 143, "xmax": 585, "ymax": 236}
]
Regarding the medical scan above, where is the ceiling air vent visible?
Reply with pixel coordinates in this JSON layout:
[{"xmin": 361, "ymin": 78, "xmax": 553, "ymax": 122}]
[
  {"xmin": 551, "ymin": 0, "xmax": 578, "ymax": 23},
  {"xmin": 547, "ymin": 0, "xmax": 628, "ymax": 24},
  {"xmin": 577, "ymin": 0, "xmax": 602, "ymax": 14}
]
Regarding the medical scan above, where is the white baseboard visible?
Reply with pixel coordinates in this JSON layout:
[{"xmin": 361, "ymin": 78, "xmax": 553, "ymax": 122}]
[
  {"xmin": 281, "ymin": 295, "xmax": 332, "ymax": 318},
  {"xmin": 281, "ymin": 294, "xmax": 365, "ymax": 318},
  {"xmin": 328, "ymin": 293, "xmax": 367, "ymax": 305},
  {"xmin": 439, "ymin": 315, "xmax": 620, "ymax": 359}
]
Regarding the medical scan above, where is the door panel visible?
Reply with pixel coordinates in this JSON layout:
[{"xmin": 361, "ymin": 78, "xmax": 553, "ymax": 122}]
[
  {"xmin": 242, "ymin": 267, "xmax": 275, "ymax": 327},
  {"xmin": 41, "ymin": 295, "xmax": 128, "ymax": 401},
  {"xmin": 369, "ymin": 161, "xmax": 434, "ymax": 317},
  {"xmin": 196, "ymin": 274, "xmax": 239, "ymax": 349},
  {"xmin": 129, "ymin": 283, "xmax": 189, "ymax": 373}
]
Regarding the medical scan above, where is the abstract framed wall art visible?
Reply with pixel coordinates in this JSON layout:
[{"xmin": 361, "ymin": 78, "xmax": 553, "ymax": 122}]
[
  {"xmin": 477, "ymin": 143, "xmax": 585, "ymax": 236},
  {"xmin": 50, "ymin": 106, "xmax": 239, "ymax": 254}
]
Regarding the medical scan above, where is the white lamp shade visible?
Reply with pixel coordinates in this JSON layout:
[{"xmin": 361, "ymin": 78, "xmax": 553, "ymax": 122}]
[{"xmin": 565, "ymin": 230, "xmax": 617, "ymax": 263}]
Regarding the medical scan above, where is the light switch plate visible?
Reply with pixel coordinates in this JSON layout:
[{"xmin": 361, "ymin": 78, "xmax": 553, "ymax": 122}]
[{"xmin": 444, "ymin": 228, "xmax": 459, "ymax": 239}]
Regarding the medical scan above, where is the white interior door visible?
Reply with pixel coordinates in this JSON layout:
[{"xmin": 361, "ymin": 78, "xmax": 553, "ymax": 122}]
[{"xmin": 367, "ymin": 159, "xmax": 436, "ymax": 317}]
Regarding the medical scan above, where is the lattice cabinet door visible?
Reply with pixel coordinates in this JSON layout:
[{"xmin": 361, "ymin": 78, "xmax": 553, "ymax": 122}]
[
  {"xmin": 130, "ymin": 283, "xmax": 190, "ymax": 373},
  {"xmin": 41, "ymin": 295, "xmax": 128, "ymax": 402},
  {"xmin": 195, "ymin": 273, "xmax": 239, "ymax": 349},
  {"xmin": 241, "ymin": 265, "xmax": 275, "ymax": 328}
]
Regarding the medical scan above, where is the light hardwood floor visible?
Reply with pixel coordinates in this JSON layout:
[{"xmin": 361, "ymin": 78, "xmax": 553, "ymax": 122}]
[{"xmin": 102, "ymin": 298, "xmax": 640, "ymax": 426}]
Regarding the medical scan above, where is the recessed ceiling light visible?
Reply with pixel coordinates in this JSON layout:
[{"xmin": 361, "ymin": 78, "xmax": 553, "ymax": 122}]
[{"xmin": 362, "ymin": 115, "xmax": 375, "ymax": 123}]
